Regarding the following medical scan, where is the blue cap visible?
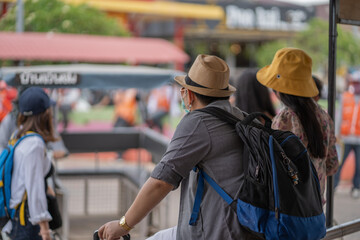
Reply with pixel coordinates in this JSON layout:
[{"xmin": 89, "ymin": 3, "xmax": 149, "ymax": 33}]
[{"xmin": 19, "ymin": 87, "xmax": 51, "ymax": 116}]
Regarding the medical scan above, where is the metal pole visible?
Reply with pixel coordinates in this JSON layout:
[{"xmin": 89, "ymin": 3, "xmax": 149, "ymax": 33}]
[
  {"xmin": 326, "ymin": 0, "xmax": 337, "ymax": 228},
  {"xmin": 16, "ymin": 0, "xmax": 23, "ymax": 33},
  {"xmin": 16, "ymin": 0, "xmax": 24, "ymax": 66}
]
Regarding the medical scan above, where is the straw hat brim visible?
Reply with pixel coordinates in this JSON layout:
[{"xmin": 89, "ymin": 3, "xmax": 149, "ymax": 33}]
[
  {"xmin": 174, "ymin": 75, "xmax": 236, "ymax": 97},
  {"xmin": 257, "ymin": 65, "xmax": 319, "ymax": 98}
]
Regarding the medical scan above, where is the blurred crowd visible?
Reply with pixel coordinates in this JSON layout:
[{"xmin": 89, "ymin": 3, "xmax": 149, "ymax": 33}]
[{"xmin": 44, "ymin": 85, "xmax": 182, "ymax": 135}]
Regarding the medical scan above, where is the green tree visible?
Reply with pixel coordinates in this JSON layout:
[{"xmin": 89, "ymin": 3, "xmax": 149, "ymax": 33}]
[
  {"xmin": 255, "ymin": 40, "xmax": 292, "ymax": 68},
  {"xmin": 255, "ymin": 18, "xmax": 360, "ymax": 71},
  {"xmin": 293, "ymin": 18, "xmax": 329, "ymax": 70},
  {"xmin": 0, "ymin": 0, "xmax": 129, "ymax": 36}
]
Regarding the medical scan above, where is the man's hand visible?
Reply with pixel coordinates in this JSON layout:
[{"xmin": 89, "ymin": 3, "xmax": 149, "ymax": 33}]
[
  {"xmin": 98, "ymin": 220, "xmax": 129, "ymax": 240},
  {"xmin": 97, "ymin": 178, "xmax": 173, "ymax": 240}
]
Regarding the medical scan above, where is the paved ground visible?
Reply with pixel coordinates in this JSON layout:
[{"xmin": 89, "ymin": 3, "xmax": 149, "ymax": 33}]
[{"xmin": 332, "ymin": 182, "xmax": 360, "ymax": 240}]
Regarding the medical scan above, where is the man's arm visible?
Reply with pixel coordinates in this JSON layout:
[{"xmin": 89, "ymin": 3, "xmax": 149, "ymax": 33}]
[
  {"xmin": 0, "ymin": 114, "xmax": 16, "ymax": 151},
  {"xmin": 98, "ymin": 177, "xmax": 173, "ymax": 240}
]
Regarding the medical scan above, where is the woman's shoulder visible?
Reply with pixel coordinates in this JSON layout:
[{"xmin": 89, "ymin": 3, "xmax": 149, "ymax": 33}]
[
  {"xmin": 315, "ymin": 103, "xmax": 332, "ymax": 118},
  {"xmin": 272, "ymin": 107, "xmax": 302, "ymax": 131},
  {"xmin": 314, "ymin": 104, "xmax": 335, "ymax": 128},
  {"xmin": 16, "ymin": 135, "xmax": 45, "ymax": 152},
  {"xmin": 273, "ymin": 107, "xmax": 298, "ymax": 122}
]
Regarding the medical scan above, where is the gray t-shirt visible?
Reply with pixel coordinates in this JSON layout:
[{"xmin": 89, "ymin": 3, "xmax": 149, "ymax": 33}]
[{"xmin": 151, "ymin": 100, "xmax": 248, "ymax": 240}]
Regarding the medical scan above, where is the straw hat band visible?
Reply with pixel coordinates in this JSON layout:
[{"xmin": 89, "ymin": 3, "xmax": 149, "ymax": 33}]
[{"xmin": 185, "ymin": 75, "xmax": 229, "ymax": 91}]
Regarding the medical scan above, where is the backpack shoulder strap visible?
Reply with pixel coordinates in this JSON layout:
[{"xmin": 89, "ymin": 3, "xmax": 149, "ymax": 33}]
[
  {"xmin": 13, "ymin": 133, "xmax": 43, "ymax": 149},
  {"xmin": 197, "ymin": 106, "xmax": 240, "ymax": 125},
  {"xmin": 197, "ymin": 106, "xmax": 272, "ymax": 129},
  {"xmin": 189, "ymin": 167, "xmax": 234, "ymax": 226}
]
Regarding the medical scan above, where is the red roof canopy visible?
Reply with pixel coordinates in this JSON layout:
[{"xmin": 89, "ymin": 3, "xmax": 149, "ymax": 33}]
[{"xmin": 0, "ymin": 32, "xmax": 189, "ymax": 64}]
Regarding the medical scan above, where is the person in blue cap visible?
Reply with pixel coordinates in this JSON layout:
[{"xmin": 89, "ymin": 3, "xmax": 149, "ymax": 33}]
[
  {"xmin": 0, "ymin": 87, "xmax": 68, "ymax": 159},
  {"xmin": 4, "ymin": 87, "xmax": 57, "ymax": 240}
]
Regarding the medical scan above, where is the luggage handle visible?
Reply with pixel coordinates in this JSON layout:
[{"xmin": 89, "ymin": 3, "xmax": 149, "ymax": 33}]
[{"xmin": 93, "ymin": 230, "xmax": 130, "ymax": 240}]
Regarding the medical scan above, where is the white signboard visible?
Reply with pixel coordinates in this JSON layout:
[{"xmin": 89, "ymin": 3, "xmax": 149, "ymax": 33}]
[
  {"xmin": 15, "ymin": 72, "xmax": 79, "ymax": 86},
  {"xmin": 226, "ymin": 5, "xmax": 308, "ymax": 31}
]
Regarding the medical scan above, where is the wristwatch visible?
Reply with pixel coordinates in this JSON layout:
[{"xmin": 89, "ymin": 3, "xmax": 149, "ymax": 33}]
[{"xmin": 119, "ymin": 216, "xmax": 133, "ymax": 231}]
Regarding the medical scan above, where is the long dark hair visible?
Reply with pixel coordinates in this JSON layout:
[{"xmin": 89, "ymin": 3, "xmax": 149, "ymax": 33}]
[
  {"xmin": 235, "ymin": 69, "xmax": 276, "ymax": 118},
  {"xmin": 16, "ymin": 109, "xmax": 57, "ymax": 143},
  {"xmin": 279, "ymin": 92, "xmax": 325, "ymax": 158}
]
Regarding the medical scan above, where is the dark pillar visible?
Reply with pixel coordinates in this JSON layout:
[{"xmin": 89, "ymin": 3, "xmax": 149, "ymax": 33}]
[{"xmin": 326, "ymin": 0, "xmax": 337, "ymax": 228}]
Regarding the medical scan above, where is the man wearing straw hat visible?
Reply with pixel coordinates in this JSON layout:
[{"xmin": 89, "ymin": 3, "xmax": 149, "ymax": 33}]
[{"xmin": 98, "ymin": 55, "xmax": 252, "ymax": 240}]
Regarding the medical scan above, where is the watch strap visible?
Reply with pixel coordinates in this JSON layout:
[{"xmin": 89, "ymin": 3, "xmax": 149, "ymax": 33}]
[{"xmin": 119, "ymin": 216, "xmax": 133, "ymax": 231}]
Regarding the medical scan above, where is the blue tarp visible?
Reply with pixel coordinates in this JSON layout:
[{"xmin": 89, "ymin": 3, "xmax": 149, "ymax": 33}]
[{"xmin": 0, "ymin": 64, "xmax": 184, "ymax": 89}]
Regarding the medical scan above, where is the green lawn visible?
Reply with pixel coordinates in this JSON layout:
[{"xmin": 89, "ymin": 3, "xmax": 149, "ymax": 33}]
[
  {"xmin": 68, "ymin": 106, "xmax": 114, "ymax": 125},
  {"xmin": 318, "ymin": 98, "xmax": 339, "ymax": 111}
]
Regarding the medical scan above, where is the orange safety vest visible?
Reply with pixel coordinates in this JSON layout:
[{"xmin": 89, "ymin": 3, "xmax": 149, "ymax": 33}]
[
  {"xmin": 114, "ymin": 89, "xmax": 137, "ymax": 126},
  {"xmin": 340, "ymin": 91, "xmax": 360, "ymax": 136},
  {"xmin": 0, "ymin": 90, "xmax": 12, "ymax": 122},
  {"xmin": 154, "ymin": 89, "xmax": 170, "ymax": 112}
]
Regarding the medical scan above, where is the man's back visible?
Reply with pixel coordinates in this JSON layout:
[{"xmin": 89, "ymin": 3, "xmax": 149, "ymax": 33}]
[{"xmin": 151, "ymin": 100, "xmax": 248, "ymax": 240}]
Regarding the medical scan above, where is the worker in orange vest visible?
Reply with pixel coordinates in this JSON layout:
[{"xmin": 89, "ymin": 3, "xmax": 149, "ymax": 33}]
[
  {"xmin": 335, "ymin": 69, "xmax": 360, "ymax": 198},
  {"xmin": 0, "ymin": 80, "xmax": 17, "ymax": 123},
  {"xmin": 146, "ymin": 85, "xmax": 172, "ymax": 132},
  {"xmin": 113, "ymin": 89, "xmax": 138, "ymax": 127}
]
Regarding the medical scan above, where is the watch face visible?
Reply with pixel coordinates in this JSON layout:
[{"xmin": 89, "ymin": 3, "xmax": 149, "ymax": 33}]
[{"xmin": 120, "ymin": 217, "xmax": 125, "ymax": 225}]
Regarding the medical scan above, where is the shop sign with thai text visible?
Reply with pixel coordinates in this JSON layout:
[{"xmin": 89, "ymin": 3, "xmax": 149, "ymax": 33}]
[{"xmin": 15, "ymin": 72, "xmax": 80, "ymax": 86}]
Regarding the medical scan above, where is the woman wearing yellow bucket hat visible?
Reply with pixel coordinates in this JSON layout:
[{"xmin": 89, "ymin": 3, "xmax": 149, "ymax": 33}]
[{"xmin": 257, "ymin": 47, "xmax": 339, "ymax": 204}]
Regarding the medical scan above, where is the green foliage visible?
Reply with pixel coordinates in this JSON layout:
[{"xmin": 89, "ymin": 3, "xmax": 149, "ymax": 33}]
[
  {"xmin": 0, "ymin": 0, "xmax": 129, "ymax": 36},
  {"xmin": 255, "ymin": 40, "xmax": 292, "ymax": 67},
  {"xmin": 337, "ymin": 26, "xmax": 360, "ymax": 66},
  {"xmin": 294, "ymin": 18, "xmax": 329, "ymax": 70},
  {"xmin": 255, "ymin": 18, "xmax": 360, "ymax": 70}
]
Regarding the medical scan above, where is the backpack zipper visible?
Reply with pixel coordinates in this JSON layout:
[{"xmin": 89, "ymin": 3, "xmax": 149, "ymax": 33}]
[
  {"xmin": 255, "ymin": 165, "xmax": 260, "ymax": 181},
  {"xmin": 280, "ymin": 152, "xmax": 299, "ymax": 185}
]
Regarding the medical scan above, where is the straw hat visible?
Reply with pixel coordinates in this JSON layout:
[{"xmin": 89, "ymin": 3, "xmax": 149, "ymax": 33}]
[
  {"xmin": 256, "ymin": 47, "xmax": 319, "ymax": 97},
  {"xmin": 174, "ymin": 54, "xmax": 236, "ymax": 97}
]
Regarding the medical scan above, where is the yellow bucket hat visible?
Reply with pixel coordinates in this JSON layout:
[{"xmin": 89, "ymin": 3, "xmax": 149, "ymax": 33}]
[{"xmin": 256, "ymin": 47, "xmax": 319, "ymax": 97}]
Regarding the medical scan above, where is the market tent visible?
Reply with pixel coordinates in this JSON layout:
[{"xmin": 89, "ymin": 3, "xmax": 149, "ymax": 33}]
[
  {"xmin": 0, "ymin": 32, "xmax": 189, "ymax": 65},
  {"xmin": 0, "ymin": 64, "xmax": 184, "ymax": 89}
]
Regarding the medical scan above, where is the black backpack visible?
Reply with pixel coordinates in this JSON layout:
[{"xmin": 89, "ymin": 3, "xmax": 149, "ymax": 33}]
[{"xmin": 189, "ymin": 107, "xmax": 326, "ymax": 240}]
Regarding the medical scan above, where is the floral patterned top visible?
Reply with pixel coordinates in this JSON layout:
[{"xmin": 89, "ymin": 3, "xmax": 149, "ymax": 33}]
[{"xmin": 272, "ymin": 103, "xmax": 339, "ymax": 204}]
